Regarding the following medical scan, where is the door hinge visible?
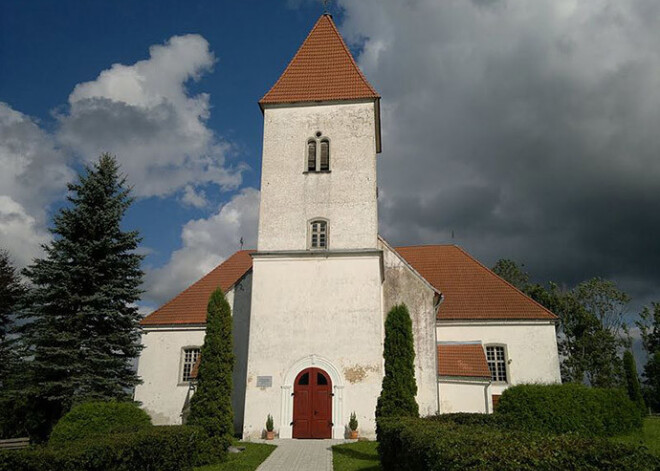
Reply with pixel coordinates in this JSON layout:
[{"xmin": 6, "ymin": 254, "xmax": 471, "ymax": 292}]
[
  {"xmin": 291, "ymin": 392, "xmax": 295, "ymax": 396},
  {"xmin": 331, "ymin": 393, "xmax": 335, "ymax": 397},
  {"xmin": 290, "ymin": 421, "xmax": 294, "ymax": 426}
]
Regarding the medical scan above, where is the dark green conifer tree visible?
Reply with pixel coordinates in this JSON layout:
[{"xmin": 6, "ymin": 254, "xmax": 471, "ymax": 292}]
[
  {"xmin": 0, "ymin": 250, "xmax": 28, "ymax": 438},
  {"xmin": 19, "ymin": 154, "xmax": 144, "ymax": 438},
  {"xmin": 623, "ymin": 350, "xmax": 646, "ymax": 414},
  {"xmin": 187, "ymin": 287, "xmax": 234, "ymax": 453},
  {"xmin": 376, "ymin": 303, "xmax": 418, "ymax": 438},
  {"xmin": 0, "ymin": 250, "xmax": 24, "ymax": 384}
]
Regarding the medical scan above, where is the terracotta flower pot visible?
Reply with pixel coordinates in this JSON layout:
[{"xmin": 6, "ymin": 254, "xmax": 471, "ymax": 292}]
[
  {"xmin": 266, "ymin": 430, "xmax": 275, "ymax": 440},
  {"xmin": 349, "ymin": 430, "xmax": 358, "ymax": 439}
]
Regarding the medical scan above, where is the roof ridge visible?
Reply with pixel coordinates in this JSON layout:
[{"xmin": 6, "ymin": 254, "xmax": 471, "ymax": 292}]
[
  {"xmin": 322, "ymin": 14, "xmax": 379, "ymax": 98},
  {"xmin": 396, "ymin": 243, "xmax": 459, "ymax": 249},
  {"xmin": 452, "ymin": 245, "xmax": 558, "ymax": 320},
  {"xmin": 259, "ymin": 15, "xmax": 326, "ymax": 104}
]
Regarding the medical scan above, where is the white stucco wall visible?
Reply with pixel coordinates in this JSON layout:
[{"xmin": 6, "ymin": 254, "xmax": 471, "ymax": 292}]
[
  {"xmin": 380, "ymin": 240, "xmax": 439, "ymax": 416},
  {"xmin": 243, "ymin": 253, "xmax": 384, "ymax": 440},
  {"xmin": 436, "ymin": 321, "xmax": 561, "ymax": 399},
  {"xmin": 438, "ymin": 380, "xmax": 490, "ymax": 413},
  {"xmin": 134, "ymin": 274, "xmax": 253, "ymax": 430},
  {"xmin": 134, "ymin": 327, "xmax": 205, "ymax": 425},
  {"xmin": 258, "ymin": 101, "xmax": 378, "ymax": 251}
]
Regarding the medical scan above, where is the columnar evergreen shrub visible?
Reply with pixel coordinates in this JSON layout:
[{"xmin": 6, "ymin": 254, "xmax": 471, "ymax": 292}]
[
  {"xmin": 377, "ymin": 417, "xmax": 658, "ymax": 471},
  {"xmin": 496, "ymin": 383, "xmax": 643, "ymax": 437},
  {"xmin": 49, "ymin": 401, "xmax": 152, "ymax": 447},
  {"xmin": 623, "ymin": 350, "xmax": 647, "ymax": 414},
  {"xmin": 0, "ymin": 426, "xmax": 204, "ymax": 471},
  {"xmin": 376, "ymin": 303, "xmax": 418, "ymax": 432},
  {"xmin": 187, "ymin": 288, "xmax": 234, "ymax": 459}
]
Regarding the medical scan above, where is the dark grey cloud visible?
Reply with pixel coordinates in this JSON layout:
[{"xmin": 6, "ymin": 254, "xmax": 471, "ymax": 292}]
[{"xmin": 340, "ymin": 0, "xmax": 660, "ymax": 303}]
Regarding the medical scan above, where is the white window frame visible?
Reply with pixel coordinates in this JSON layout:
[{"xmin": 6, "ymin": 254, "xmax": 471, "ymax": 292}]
[
  {"xmin": 179, "ymin": 346, "xmax": 201, "ymax": 385},
  {"xmin": 485, "ymin": 344, "xmax": 509, "ymax": 384},
  {"xmin": 304, "ymin": 133, "xmax": 330, "ymax": 173},
  {"xmin": 308, "ymin": 218, "xmax": 329, "ymax": 250}
]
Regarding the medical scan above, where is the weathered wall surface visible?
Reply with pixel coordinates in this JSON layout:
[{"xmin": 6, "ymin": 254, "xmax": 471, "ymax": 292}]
[
  {"xmin": 436, "ymin": 321, "xmax": 561, "ymax": 399},
  {"xmin": 258, "ymin": 101, "xmax": 378, "ymax": 251},
  {"xmin": 380, "ymin": 240, "xmax": 438, "ymax": 416},
  {"xmin": 438, "ymin": 380, "xmax": 490, "ymax": 413},
  {"xmin": 134, "ymin": 274, "xmax": 253, "ymax": 431},
  {"xmin": 243, "ymin": 253, "xmax": 384, "ymax": 440},
  {"xmin": 134, "ymin": 327, "xmax": 205, "ymax": 425}
]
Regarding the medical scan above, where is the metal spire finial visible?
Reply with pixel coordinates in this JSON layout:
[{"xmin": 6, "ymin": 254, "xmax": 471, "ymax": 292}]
[{"xmin": 322, "ymin": 0, "xmax": 330, "ymax": 14}]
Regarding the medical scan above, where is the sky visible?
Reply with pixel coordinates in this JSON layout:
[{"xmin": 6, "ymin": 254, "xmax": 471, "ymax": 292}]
[{"xmin": 1, "ymin": 0, "xmax": 659, "ymax": 326}]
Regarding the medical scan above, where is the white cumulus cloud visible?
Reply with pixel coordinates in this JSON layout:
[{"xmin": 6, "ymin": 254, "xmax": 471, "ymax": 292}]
[
  {"xmin": 57, "ymin": 34, "xmax": 244, "ymax": 198},
  {"xmin": 144, "ymin": 188, "xmax": 260, "ymax": 306}
]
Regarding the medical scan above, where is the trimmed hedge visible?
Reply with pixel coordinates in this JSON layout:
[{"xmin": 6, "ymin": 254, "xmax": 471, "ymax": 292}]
[
  {"xmin": 496, "ymin": 383, "xmax": 643, "ymax": 437},
  {"xmin": 0, "ymin": 426, "xmax": 204, "ymax": 471},
  {"xmin": 49, "ymin": 401, "xmax": 152, "ymax": 447},
  {"xmin": 427, "ymin": 412, "xmax": 499, "ymax": 427},
  {"xmin": 378, "ymin": 417, "xmax": 659, "ymax": 471}
]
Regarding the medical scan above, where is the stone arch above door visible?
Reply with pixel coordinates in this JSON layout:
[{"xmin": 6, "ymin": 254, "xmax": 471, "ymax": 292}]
[{"xmin": 280, "ymin": 354, "xmax": 344, "ymax": 439}]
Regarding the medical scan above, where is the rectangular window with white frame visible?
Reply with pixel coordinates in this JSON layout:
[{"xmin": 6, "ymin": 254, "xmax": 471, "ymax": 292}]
[
  {"xmin": 486, "ymin": 345, "xmax": 508, "ymax": 383},
  {"xmin": 181, "ymin": 347, "xmax": 201, "ymax": 383}
]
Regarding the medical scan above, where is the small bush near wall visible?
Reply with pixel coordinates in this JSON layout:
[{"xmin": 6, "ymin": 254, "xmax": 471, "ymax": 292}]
[
  {"xmin": 49, "ymin": 401, "xmax": 152, "ymax": 446},
  {"xmin": 378, "ymin": 417, "xmax": 659, "ymax": 471},
  {"xmin": 427, "ymin": 412, "xmax": 499, "ymax": 427},
  {"xmin": 496, "ymin": 383, "xmax": 643, "ymax": 437},
  {"xmin": 0, "ymin": 426, "xmax": 204, "ymax": 471}
]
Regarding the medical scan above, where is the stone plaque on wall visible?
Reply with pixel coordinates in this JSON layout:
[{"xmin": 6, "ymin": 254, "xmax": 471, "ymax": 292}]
[{"xmin": 257, "ymin": 376, "xmax": 272, "ymax": 388}]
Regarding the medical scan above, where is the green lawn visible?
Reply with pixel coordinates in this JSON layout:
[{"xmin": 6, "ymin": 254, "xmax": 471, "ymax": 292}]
[
  {"xmin": 613, "ymin": 417, "xmax": 660, "ymax": 456},
  {"xmin": 194, "ymin": 442, "xmax": 276, "ymax": 471},
  {"xmin": 332, "ymin": 441, "xmax": 381, "ymax": 471}
]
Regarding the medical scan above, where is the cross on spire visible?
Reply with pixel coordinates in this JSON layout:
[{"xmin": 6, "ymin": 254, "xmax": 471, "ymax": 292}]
[{"xmin": 322, "ymin": 0, "xmax": 330, "ymax": 14}]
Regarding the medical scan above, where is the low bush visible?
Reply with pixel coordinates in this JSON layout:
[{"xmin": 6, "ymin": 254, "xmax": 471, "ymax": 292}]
[
  {"xmin": 427, "ymin": 412, "xmax": 499, "ymax": 427},
  {"xmin": 49, "ymin": 401, "xmax": 152, "ymax": 447},
  {"xmin": 378, "ymin": 417, "xmax": 659, "ymax": 471},
  {"xmin": 496, "ymin": 383, "xmax": 643, "ymax": 437},
  {"xmin": 0, "ymin": 426, "xmax": 205, "ymax": 471}
]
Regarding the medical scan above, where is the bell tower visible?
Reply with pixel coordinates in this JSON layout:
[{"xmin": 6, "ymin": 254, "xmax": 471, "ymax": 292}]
[
  {"xmin": 243, "ymin": 14, "xmax": 385, "ymax": 440},
  {"xmin": 256, "ymin": 13, "xmax": 382, "ymax": 252}
]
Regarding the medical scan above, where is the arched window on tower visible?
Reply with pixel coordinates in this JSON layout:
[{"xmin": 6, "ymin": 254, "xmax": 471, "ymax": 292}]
[
  {"xmin": 320, "ymin": 139, "xmax": 329, "ymax": 171},
  {"xmin": 309, "ymin": 219, "xmax": 328, "ymax": 249},
  {"xmin": 307, "ymin": 139, "xmax": 317, "ymax": 172}
]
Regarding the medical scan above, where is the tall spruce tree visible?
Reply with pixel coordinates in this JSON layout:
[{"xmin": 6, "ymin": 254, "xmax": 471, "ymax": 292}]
[
  {"xmin": 19, "ymin": 154, "xmax": 144, "ymax": 438},
  {"xmin": 0, "ymin": 250, "xmax": 24, "ymax": 384},
  {"xmin": 0, "ymin": 250, "xmax": 29, "ymax": 439},
  {"xmin": 623, "ymin": 350, "xmax": 646, "ymax": 414},
  {"xmin": 187, "ymin": 287, "xmax": 234, "ymax": 452},
  {"xmin": 376, "ymin": 303, "xmax": 418, "ymax": 434}
]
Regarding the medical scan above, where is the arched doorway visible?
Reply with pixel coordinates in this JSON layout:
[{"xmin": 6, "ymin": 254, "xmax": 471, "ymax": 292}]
[{"xmin": 292, "ymin": 367, "xmax": 332, "ymax": 439}]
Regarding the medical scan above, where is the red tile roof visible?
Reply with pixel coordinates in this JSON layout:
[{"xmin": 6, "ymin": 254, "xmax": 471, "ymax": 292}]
[
  {"xmin": 260, "ymin": 14, "xmax": 379, "ymax": 106},
  {"xmin": 140, "ymin": 250, "xmax": 254, "ymax": 326},
  {"xmin": 437, "ymin": 343, "xmax": 491, "ymax": 378},
  {"xmin": 395, "ymin": 245, "xmax": 557, "ymax": 321}
]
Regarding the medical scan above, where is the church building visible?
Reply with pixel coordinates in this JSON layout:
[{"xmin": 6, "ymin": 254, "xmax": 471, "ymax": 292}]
[{"xmin": 134, "ymin": 14, "xmax": 561, "ymax": 440}]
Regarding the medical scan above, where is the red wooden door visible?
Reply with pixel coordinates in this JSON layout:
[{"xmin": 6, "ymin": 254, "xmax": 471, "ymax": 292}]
[{"xmin": 292, "ymin": 367, "xmax": 332, "ymax": 439}]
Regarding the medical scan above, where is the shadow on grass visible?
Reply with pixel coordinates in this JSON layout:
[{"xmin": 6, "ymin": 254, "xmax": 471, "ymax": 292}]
[{"xmin": 332, "ymin": 443, "xmax": 382, "ymax": 471}]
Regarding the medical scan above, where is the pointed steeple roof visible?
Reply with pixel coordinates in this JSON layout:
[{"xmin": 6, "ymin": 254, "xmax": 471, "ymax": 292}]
[{"xmin": 260, "ymin": 14, "xmax": 380, "ymax": 107}]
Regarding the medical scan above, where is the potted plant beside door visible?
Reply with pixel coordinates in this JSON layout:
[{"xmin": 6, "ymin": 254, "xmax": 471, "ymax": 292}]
[
  {"xmin": 265, "ymin": 414, "xmax": 275, "ymax": 440},
  {"xmin": 349, "ymin": 412, "xmax": 358, "ymax": 439}
]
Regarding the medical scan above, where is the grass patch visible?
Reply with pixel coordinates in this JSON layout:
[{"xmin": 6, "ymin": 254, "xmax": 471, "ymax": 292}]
[
  {"xmin": 613, "ymin": 417, "xmax": 660, "ymax": 456},
  {"xmin": 333, "ymin": 441, "xmax": 381, "ymax": 471},
  {"xmin": 194, "ymin": 442, "xmax": 276, "ymax": 471}
]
